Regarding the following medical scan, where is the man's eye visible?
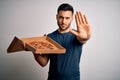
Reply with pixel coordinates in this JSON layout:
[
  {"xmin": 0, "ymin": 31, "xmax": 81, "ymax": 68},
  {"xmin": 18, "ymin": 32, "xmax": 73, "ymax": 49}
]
[
  {"xmin": 66, "ymin": 17, "xmax": 70, "ymax": 19},
  {"xmin": 59, "ymin": 16, "xmax": 63, "ymax": 19}
]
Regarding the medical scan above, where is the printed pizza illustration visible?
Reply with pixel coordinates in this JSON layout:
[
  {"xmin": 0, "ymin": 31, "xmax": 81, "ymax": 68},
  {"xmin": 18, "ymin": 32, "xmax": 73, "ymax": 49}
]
[{"xmin": 28, "ymin": 41, "xmax": 54, "ymax": 50}]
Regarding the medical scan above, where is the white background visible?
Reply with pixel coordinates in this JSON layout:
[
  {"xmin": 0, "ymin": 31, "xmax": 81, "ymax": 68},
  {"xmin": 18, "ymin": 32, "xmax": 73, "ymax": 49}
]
[{"xmin": 0, "ymin": 0, "xmax": 120, "ymax": 80}]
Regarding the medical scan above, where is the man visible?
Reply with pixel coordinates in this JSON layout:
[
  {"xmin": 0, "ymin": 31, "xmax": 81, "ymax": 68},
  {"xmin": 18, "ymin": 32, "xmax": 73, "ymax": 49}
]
[{"xmin": 33, "ymin": 3, "xmax": 91, "ymax": 80}]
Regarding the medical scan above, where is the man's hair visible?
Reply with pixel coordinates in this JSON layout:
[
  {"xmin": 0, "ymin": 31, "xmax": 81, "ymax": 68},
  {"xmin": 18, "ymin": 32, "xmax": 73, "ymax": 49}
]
[{"xmin": 57, "ymin": 3, "xmax": 74, "ymax": 15}]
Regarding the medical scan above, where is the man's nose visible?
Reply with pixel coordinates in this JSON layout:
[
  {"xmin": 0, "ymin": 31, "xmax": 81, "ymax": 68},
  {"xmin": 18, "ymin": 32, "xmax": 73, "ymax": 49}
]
[{"xmin": 62, "ymin": 19, "xmax": 66, "ymax": 24}]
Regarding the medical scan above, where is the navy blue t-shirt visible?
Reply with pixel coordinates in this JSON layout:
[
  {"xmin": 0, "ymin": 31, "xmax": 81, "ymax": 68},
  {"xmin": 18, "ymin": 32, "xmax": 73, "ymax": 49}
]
[{"xmin": 47, "ymin": 30, "xmax": 83, "ymax": 80}]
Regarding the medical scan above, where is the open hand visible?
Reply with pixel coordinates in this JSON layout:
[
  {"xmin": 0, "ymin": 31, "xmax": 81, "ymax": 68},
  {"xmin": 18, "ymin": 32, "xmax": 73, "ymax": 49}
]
[{"xmin": 70, "ymin": 11, "xmax": 91, "ymax": 43}]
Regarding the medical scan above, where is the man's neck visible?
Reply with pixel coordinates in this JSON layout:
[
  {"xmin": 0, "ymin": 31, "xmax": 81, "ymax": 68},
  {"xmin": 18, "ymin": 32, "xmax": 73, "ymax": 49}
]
[{"xmin": 58, "ymin": 28, "xmax": 70, "ymax": 33}]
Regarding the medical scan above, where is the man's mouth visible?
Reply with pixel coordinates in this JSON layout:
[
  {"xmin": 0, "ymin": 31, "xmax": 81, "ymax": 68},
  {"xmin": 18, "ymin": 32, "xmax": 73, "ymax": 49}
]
[{"xmin": 61, "ymin": 24, "xmax": 66, "ymax": 28}]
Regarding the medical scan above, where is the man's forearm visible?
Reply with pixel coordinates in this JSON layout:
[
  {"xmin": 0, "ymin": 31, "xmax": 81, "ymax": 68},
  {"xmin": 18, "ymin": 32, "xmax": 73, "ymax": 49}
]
[{"xmin": 33, "ymin": 53, "xmax": 49, "ymax": 67}]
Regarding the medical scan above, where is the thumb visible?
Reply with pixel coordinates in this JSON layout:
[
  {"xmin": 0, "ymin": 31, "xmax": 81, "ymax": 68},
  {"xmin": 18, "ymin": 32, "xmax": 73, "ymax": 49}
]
[{"xmin": 69, "ymin": 28, "xmax": 78, "ymax": 36}]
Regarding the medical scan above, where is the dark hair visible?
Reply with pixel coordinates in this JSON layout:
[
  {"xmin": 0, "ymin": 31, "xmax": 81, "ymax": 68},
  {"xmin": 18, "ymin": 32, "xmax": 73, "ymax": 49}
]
[{"xmin": 57, "ymin": 3, "xmax": 74, "ymax": 15}]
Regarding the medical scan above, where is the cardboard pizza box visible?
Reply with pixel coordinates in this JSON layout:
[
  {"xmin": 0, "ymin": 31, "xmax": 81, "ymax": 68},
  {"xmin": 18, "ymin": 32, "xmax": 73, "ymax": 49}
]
[
  {"xmin": 7, "ymin": 37, "xmax": 25, "ymax": 53},
  {"xmin": 7, "ymin": 36, "xmax": 66, "ymax": 54}
]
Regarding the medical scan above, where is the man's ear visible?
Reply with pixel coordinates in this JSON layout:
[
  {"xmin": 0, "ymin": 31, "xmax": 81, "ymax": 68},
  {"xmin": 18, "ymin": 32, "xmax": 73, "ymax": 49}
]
[
  {"xmin": 56, "ymin": 14, "xmax": 58, "ymax": 20},
  {"xmin": 72, "ymin": 15, "xmax": 73, "ymax": 21}
]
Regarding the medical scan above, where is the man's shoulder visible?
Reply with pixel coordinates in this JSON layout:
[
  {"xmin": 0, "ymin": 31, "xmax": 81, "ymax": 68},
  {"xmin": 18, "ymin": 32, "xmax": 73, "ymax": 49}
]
[{"xmin": 47, "ymin": 30, "xmax": 58, "ymax": 37}]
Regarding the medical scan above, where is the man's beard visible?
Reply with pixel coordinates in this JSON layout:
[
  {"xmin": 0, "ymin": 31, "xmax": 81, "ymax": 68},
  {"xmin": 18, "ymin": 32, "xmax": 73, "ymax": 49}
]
[{"xmin": 58, "ymin": 22, "xmax": 71, "ymax": 31}]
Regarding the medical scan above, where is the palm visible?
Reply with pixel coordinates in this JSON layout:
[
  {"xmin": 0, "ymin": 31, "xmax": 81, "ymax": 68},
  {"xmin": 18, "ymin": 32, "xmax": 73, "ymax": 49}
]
[
  {"xmin": 69, "ymin": 11, "xmax": 91, "ymax": 42},
  {"xmin": 70, "ymin": 11, "xmax": 91, "ymax": 39}
]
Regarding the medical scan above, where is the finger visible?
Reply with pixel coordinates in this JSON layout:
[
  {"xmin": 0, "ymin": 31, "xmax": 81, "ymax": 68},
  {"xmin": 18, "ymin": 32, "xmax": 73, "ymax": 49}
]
[
  {"xmin": 75, "ymin": 12, "xmax": 80, "ymax": 31},
  {"xmin": 75, "ymin": 11, "xmax": 83, "ymax": 32},
  {"xmin": 83, "ymin": 15, "xmax": 89, "ymax": 24},
  {"xmin": 75, "ymin": 12, "xmax": 81, "ymax": 25},
  {"xmin": 69, "ymin": 28, "xmax": 79, "ymax": 36},
  {"xmin": 78, "ymin": 11, "xmax": 84, "ymax": 24},
  {"xmin": 76, "ymin": 11, "xmax": 82, "ymax": 24},
  {"xmin": 44, "ymin": 34, "xmax": 47, "ymax": 36}
]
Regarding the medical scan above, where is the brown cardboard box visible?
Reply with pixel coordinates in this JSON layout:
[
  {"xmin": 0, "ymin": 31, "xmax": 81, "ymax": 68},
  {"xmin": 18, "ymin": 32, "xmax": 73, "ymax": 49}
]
[{"xmin": 7, "ymin": 36, "xmax": 66, "ymax": 54}]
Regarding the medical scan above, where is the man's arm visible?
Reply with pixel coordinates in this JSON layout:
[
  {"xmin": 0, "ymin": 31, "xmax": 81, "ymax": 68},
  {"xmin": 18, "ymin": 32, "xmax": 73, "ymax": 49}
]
[
  {"xmin": 33, "ymin": 53, "xmax": 49, "ymax": 67},
  {"xmin": 70, "ymin": 11, "xmax": 91, "ymax": 44}
]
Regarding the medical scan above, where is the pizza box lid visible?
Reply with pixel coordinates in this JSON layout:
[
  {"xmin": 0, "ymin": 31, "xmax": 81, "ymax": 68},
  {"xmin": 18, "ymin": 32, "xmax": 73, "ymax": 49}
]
[
  {"xmin": 7, "ymin": 36, "xmax": 25, "ymax": 53},
  {"xmin": 7, "ymin": 36, "xmax": 66, "ymax": 54}
]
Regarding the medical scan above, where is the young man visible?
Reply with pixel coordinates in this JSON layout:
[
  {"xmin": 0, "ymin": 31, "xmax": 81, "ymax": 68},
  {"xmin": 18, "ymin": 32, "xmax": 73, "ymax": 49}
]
[{"xmin": 33, "ymin": 3, "xmax": 91, "ymax": 80}]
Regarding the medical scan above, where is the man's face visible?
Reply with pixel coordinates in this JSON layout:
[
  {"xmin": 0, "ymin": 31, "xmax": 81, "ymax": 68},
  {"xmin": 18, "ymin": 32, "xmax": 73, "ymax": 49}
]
[{"xmin": 56, "ymin": 10, "xmax": 73, "ymax": 31}]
